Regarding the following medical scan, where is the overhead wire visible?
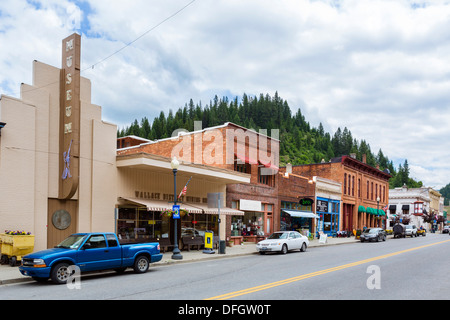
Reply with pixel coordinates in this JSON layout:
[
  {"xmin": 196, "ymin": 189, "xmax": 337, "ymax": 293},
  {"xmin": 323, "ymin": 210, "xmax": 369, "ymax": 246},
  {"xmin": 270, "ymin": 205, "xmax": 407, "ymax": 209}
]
[{"xmin": 0, "ymin": 0, "xmax": 198, "ymax": 97}]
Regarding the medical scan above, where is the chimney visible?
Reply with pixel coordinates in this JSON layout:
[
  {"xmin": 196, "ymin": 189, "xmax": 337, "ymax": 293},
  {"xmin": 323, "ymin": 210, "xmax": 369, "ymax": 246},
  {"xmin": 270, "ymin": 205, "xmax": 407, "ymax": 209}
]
[
  {"xmin": 362, "ymin": 154, "xmax": 367, "ymax": 164},
  {"xmin": 286, "ymin": 163, "xmax": 292, "ymax": 175}
]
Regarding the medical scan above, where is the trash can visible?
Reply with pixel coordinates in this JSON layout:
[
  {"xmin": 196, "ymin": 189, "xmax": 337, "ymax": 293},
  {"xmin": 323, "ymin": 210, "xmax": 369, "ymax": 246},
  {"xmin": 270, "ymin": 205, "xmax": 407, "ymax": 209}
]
[
  {"xmin": 219, "ymin": 240, "xmax": 226, "ymax": 254},
  {"xmin": 0, "ymin": 233, "xmax": 35, "ymax": 266}
]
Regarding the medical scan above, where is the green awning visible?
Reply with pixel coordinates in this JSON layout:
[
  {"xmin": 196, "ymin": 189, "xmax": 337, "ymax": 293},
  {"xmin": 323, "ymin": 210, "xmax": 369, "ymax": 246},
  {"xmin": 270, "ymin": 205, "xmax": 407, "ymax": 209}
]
[
  {"xmin": 358, "ymin": 205, "xmax": 366, "ymax": 213},
  {"xmin": 378, "ymin": 209, "xmax": 386, "ymax": 216},
  {"xmin": 366, "ymin": 207, "xmax": 379, "ymax": 215}
]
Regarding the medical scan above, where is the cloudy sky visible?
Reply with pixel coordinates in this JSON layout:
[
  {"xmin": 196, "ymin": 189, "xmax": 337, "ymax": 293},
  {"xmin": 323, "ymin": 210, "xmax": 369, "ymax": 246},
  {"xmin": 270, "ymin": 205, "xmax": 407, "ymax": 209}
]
[{"xmin": 1, "ymin": 0, "xmax": 450, "ymax": 190}]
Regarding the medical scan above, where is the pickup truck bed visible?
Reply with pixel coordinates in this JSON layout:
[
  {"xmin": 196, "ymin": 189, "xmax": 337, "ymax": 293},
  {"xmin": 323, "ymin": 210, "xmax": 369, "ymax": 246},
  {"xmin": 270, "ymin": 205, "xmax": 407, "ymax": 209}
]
[{"xmin": 19, "ymin": 232, "xmax": 162, "ymax": 284}]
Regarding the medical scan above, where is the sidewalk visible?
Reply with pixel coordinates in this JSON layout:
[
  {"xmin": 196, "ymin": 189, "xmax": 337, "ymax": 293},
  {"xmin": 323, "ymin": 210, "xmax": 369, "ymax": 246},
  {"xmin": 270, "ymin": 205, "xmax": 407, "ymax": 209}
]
[{"xmin": 0, "ymin": 236, "xmax": 358, "ymax": 285}]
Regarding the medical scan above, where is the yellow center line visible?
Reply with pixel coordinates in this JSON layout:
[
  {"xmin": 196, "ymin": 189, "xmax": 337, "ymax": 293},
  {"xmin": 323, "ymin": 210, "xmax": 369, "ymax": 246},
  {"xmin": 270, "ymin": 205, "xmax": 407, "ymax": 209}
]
[{"xmin": 205, "ymin": 239, "xmax": 450, "ymax": 300}]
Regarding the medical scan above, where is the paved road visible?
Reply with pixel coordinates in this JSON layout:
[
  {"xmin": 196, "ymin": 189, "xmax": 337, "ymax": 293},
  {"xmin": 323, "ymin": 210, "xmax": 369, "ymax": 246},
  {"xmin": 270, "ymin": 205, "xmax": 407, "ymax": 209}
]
[{"xmin": 1, "ymin": 233, "xmax": 449, "ymax": 302}]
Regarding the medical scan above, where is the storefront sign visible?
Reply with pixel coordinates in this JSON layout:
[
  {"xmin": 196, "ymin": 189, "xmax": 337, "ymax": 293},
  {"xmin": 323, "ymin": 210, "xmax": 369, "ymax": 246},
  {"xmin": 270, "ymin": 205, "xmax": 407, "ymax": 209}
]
[
  {"xmin": 59, "ymin": 33, "xmax": 81, "ymax": 199},
  {"xmin": 317, "ymin": 200, "xmax": 329, "ymax": 213},
  {"xmin": 239, "ymin": 199, "xmax": 262, "ymax": 211},
  {"xmin": 299, "ymin": 198, "xmax": 314, "ymax": 206}
]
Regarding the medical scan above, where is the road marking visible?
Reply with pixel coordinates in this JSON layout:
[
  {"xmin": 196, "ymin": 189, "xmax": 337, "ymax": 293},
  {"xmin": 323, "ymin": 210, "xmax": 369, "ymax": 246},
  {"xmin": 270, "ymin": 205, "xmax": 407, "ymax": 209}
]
[{"xmin": 206, "ymin": 239, "xmax": 450, "ymax": 300}]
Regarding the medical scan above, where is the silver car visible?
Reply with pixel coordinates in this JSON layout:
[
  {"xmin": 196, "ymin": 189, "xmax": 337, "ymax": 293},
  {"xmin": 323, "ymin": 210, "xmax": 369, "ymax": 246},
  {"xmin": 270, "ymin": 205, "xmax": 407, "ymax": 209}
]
[{"xmin": 256, "ymin": 231, "xmax": 309, "ymax": 254}]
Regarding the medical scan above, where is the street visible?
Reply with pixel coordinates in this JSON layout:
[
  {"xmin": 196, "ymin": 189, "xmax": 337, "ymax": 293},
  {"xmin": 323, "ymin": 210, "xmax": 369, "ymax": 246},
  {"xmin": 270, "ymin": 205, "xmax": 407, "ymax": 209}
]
[{"xmin": 1, "ymin": 233, "xmax": 449, "ymax": 302}]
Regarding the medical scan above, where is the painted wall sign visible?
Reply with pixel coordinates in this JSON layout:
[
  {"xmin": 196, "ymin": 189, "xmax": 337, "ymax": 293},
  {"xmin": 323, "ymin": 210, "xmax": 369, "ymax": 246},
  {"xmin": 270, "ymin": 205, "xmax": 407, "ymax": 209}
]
[{"xmin": 59, "ymin": 33, "xmax": 81, "ymax": 199}]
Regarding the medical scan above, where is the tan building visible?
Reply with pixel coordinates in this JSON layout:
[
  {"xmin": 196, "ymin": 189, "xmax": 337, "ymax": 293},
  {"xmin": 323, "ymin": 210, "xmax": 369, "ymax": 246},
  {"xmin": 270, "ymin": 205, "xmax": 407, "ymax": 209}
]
[
  {"xmin": 0, "ymin": 34, "xmax": 250, "ymax": 252},
  {"xmin": 0, "ymin": 34, "xmax": 117, "ymax": 251}
]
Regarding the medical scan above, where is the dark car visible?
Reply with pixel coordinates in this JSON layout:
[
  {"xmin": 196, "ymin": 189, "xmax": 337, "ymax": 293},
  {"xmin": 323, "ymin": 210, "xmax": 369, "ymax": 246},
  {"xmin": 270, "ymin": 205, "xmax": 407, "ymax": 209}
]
[{"xmin": 360, "ymin": 228, "xmax": 387, "ymax": 242}]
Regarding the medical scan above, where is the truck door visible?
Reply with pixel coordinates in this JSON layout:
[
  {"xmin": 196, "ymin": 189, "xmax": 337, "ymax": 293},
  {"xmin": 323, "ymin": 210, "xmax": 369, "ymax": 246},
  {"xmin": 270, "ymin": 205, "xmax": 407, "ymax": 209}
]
[{"xmin": 77, "ymin": 234, "xmax": 121, "ymax": 271}]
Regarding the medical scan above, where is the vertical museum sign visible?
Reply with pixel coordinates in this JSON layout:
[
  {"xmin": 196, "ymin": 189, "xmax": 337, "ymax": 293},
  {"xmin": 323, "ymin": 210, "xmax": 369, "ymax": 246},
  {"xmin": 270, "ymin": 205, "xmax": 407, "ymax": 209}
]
[{"xmin": 59, "ymin": 33, "xmax": 81, "ymax": 199}]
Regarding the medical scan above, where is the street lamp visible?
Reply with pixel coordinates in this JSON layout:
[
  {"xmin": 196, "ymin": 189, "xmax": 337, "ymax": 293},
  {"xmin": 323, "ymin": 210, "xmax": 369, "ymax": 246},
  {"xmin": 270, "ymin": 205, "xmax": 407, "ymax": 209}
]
[
  {"xmin": 171, "ymin": 157, "xmax": 183, "ymax": 260},
  {"xmin": 377, "ymin": 196, "xmax": 381, "ymax": 228}
]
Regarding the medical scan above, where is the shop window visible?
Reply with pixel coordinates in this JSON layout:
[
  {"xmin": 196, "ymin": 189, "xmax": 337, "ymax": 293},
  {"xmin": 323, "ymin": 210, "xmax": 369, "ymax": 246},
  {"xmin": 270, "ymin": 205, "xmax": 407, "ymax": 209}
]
[
  {"xmin": 231, "ymin": 212, "xmax": 264, "ymax": 237},
  {"xmin": 117, "ymin": 207, "xmax": 169, "ymax": 242},
  {"xmin": 181, "ymin": 213, "xmax": 218, "ymax": 237}
]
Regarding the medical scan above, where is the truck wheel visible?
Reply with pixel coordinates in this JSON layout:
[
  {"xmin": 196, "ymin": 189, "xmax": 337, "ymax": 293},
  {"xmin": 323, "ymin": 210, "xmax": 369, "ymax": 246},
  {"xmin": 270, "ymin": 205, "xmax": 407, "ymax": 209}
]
[
  {"xmin": 133, "ymin": 255, "xmax": 150, "ymax": 273},
  {"xmin": 51, "ymin": 262, "xmax": 71, "ymax": 284}
]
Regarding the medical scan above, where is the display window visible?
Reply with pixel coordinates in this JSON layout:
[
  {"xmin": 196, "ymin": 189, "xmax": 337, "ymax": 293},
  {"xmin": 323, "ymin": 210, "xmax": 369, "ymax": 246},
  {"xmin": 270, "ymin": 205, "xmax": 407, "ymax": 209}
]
[
  {"xmin": 180, "ymin": 213, "xmax": 218, "ymax": 237},
  {"xmin": 117, "ymin": 206, "xmax": 169, "ymax": 241},
  {"xmin": 231, "ymin": 212, "xmax": 265, "ymax": 236}
]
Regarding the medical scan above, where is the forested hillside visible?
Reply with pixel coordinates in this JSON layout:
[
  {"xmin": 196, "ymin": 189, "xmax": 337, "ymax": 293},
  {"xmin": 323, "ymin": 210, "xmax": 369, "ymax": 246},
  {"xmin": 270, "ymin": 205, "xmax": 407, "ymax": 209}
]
[{"xmin": 117, "ymin": 92, "xmax": 421, "ymax": 188}]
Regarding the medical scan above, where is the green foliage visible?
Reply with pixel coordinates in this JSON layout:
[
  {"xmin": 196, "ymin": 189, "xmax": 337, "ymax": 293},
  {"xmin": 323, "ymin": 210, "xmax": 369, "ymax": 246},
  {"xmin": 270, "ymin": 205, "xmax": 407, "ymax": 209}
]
[
  {"xmin": 439, "ymin": 183, "xmax": 450, "ymax": 206},
  {"xmin": 118, "ymin": 92, "xmax": 423, "ymax": 188}
]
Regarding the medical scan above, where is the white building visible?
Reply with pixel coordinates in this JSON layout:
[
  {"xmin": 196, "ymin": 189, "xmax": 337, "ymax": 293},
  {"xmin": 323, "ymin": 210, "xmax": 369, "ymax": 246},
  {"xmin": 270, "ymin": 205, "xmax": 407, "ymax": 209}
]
[{"xmin": 388, "ymin": 185, "xmax": 444, "ymax": 231}]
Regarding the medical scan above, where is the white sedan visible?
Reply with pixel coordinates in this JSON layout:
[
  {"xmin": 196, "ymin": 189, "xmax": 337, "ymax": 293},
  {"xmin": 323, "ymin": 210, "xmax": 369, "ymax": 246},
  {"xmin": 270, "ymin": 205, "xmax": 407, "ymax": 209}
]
[{"xmin": 256, "ymin": 231, "xmax": 309, "ymax": 255}]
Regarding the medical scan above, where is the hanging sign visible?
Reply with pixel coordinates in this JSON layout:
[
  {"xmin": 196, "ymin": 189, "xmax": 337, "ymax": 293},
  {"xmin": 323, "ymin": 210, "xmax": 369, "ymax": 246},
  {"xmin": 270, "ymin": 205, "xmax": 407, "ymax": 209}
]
[{"xmin": 59, "ymin": 33, "xmax": 81, "ymax": 199}]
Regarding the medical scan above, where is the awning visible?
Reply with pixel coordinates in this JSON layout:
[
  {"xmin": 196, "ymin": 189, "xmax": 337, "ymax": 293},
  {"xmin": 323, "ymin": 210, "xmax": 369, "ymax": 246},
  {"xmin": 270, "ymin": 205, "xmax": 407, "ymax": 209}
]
[
  {"xmin": 119, "ymin": 197, "xmax": 173, "ymax": 211},
  {"xmin": 282, "ymin": 209, "xmax": 319, "ymax": 219},
  {"xmin": 185, "ymin": 203, "xmax": 245, "ymax": 216},
  {"xmin": 389, "ymin": 205, "xmax": 396, "ymax": 211},
  {"xmin": 119, "ymin": 197, "xmax": 244, "ymax": 215},
  {"xmin": 358, "ymin": 205, "xmax": 366, "ymax": 213},
  {"xmin": 402, "ymin": 205, "xmax": 410, "ymax": 210}
]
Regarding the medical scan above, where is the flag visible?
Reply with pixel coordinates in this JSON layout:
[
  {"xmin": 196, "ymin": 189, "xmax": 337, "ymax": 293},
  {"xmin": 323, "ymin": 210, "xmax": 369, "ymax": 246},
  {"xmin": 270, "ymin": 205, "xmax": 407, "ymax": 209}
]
[
  {"xmin": 383, "ymin": 205, "xmax": 388, "ymax": 211},
  {"xmin": 178, "ymin": 176, "xmax": 192, "ymax": 200}
]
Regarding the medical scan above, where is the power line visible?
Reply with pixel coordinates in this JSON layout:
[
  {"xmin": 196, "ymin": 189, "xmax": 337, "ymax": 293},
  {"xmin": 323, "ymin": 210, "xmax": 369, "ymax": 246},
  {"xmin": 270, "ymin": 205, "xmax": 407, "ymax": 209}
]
[
  {"xmin": 83, "ymin": 0, "xmax": 197, "ymax": 71},
  {"xmin": 1, "ymin": 0, "xmax": 198, "ymax": 97}
]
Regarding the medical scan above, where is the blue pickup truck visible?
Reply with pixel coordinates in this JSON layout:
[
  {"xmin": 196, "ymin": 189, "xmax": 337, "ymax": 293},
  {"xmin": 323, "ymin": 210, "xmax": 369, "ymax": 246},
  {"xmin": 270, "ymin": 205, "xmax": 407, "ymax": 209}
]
[{"xmin": 19, "ymin": 232, "xmax": 162, "ymax": 284}]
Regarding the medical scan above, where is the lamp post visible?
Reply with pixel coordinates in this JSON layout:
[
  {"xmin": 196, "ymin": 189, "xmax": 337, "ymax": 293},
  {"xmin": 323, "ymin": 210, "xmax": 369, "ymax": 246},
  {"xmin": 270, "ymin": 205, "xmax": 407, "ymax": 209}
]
[
  {"xmin": 171, "ymin": 157, "xmax": 183, "ymax": 260},
  {"xmin": 377, "ymin": 196, "xmax": 381, "ymax": 228}
]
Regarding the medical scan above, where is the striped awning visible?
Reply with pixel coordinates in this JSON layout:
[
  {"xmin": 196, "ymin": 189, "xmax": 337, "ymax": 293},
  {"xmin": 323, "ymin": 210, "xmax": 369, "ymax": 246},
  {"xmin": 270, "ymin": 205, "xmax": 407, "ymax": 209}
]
[{"xmin": 118, "ymin": 197, "xmax": 244, "ymax": 216}]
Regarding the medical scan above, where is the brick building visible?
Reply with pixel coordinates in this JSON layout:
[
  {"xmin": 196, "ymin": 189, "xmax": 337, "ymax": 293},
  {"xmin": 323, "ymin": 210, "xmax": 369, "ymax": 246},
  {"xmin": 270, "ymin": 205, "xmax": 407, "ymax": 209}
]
[
  {"xmin": 281, "ymin": 155, "xmax": 391, "ymax": 232},
  {"xmin": 117, "ymin": 122, "xmax": 282, "ymax": 245}
]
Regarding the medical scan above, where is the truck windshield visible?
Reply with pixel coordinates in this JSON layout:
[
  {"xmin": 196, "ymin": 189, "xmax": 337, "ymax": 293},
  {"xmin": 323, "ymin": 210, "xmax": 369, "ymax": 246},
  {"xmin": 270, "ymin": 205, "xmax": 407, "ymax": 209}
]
[{"xmin": 55, "ymin": 235, "xmax": 87, "ymax": 249}]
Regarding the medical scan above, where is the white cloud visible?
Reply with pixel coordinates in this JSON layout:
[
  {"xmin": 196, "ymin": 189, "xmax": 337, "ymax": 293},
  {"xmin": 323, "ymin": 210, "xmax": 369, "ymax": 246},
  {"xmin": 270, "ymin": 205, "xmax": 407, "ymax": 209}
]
[{"xmin": 1, "ymin": 0, "xmax": 450, "ymax": 189}]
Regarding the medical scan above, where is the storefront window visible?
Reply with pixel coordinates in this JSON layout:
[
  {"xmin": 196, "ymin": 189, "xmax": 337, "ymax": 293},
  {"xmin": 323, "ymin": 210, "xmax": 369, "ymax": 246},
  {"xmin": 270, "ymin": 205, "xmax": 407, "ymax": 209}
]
[
  {"xmin": 181, "ymin": 213, "xmax": 218, "ymax": 237},
  {"xmin": 231, "ymin": 212, "xmax": 264, "ymax": 236},
  {"xmin": 117, "ymin": 206, "xmax": 169, "ymax": 242},
  {"xmin": 316, "ymin": 199, "xmax": 340, "ymax": 236},
  {"xmin": 280, "ymin": 201, "xmax": 314, "ymax": 234}
]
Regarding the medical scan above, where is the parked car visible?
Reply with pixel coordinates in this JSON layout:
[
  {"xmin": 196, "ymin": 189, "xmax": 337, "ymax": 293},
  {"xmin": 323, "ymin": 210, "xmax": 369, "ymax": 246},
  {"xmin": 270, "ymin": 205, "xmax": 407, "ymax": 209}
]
[
  {"xmin": 360, "ymin": 228, "xmax": 386, "ymax": 242},
  {"xmin": 256, "ymin": 231, "xmax": 309, "ymax": 254},
  {"xmin": 393, "ymin": 223, "xmax": 406, "ymax": 238},
  {"xmin": 405, "ymin": 225, "xmax": 418, "ymax": 237},
  {"xmin": 443, "ymin": 226, "xmax": 450, "ymax": 234},
  {"xmin": 19, "ymin": 233, "xmax": 162, "ymax": 284}
]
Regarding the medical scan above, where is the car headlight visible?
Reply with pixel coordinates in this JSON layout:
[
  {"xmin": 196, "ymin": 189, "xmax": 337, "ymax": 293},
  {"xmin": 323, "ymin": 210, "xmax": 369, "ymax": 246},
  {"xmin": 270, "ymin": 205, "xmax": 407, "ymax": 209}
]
[{"xmin": 33, "ymin": 259, "xmax": 47, "ymax": 267}]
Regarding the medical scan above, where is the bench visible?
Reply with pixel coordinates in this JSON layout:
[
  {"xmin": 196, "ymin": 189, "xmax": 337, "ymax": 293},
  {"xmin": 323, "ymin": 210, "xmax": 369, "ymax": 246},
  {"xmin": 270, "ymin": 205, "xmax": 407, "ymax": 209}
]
[
  {"xmin": 181, "ymin": 236, "xmax": 204, "ymax": 251},
  {"xmin": 150, "ymin": 238, "xmax": 174, "ymax": 253}
]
